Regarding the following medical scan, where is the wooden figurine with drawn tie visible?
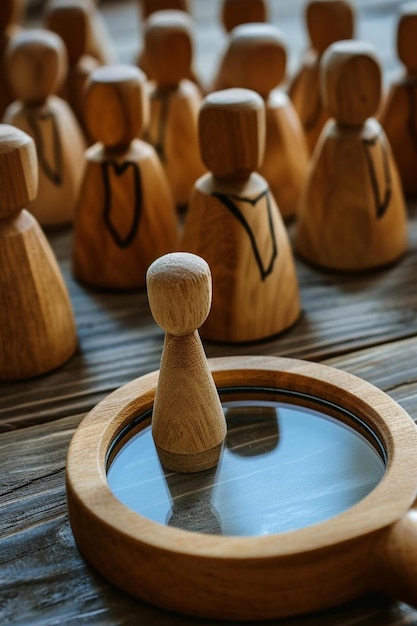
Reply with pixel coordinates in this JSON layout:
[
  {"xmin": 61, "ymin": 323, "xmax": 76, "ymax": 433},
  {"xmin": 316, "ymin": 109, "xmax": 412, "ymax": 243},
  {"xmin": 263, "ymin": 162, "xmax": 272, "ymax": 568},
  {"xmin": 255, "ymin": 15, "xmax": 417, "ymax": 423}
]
[
  {"xmin": 181, "ymin": 88, "xmax": 301, "ymax": 343},
  {"xmin": 45, "ymin": 0, "xmax": 100, "ymax": 144},
  {"xmin": 142, "ymin": 10, "xmax": 205, "ymax": 209},
  {"xmin": 223, "ymin": 23, "xmax": 309, "ymax": 220},
  {"xmin": 147, "ymin": 252, "xmax": 227, "ymax": 473},
  {"xmin": 288, "ymin": 0, "xmax": 355, "ymax": 154},
  {"xmin": 0, "ymin": 124, "xmax": 77, "ymax": 380},
  {"xmin": 380, "ymin": 4, "xmax": 417, "ymax": 197},
  {"xmin": 73, "ymin": 65, "xmax": 178, "ymax": 290},
  {"xmin": 0, "ymin": 0, "xmax": 22, "ymax": 119},
  {"xmin": 3, "ymin": 29, "xmax": 86, "ymax": 228},
  {"xmin": 296, "ymin": 41, "xmax": 407, "ymax": 271}
]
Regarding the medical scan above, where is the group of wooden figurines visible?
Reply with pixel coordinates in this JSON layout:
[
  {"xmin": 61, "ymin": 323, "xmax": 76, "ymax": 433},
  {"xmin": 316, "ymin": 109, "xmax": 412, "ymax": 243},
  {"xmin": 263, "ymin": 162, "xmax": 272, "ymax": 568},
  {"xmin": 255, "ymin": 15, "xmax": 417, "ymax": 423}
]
[{"xmin": 1, "ymin": 0, "xmax": 416, "ymax": 382}]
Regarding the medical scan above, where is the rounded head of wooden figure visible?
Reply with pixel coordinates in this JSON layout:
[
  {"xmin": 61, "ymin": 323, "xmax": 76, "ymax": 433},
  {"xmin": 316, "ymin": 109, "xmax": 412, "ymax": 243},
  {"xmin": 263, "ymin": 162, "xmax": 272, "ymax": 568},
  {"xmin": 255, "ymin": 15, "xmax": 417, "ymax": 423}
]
[
  {"xmin": 306, "ymin": 0, "xmax": 355, "ymax": 55},
  {"xmin": 140, "ymin": 0, "xmax": 190, "ymax": 20},
  {"xmin": 226, "ymin": 23, "xmax": 287, "ymax": 98},
  {"xmin": 147, "ymin": 252, "xmax": 212, "ymax": 336},
  {"xmin": 0, "ymin": 0, "xmax": 22, "ymax": 30},
  {"xmin": 221, "ymin": 0, "xmax": 267, "ymax": 33},
  {"xmin": 144, "ymin": 10, "xmax": 193, "ymax": 88},
  {"xmin": 397, "ymin": 3, "xmax": 417, "ymax": 75},
  {"xmin": 84, "ymin": 65, "xmax": 149, "ymax": 149},
  {"xmin": 0, "ymin": 124, "xmax": 38, "ymax": 219},
  {"xmin": 322, "ymin": 40, "xmax": 381, "ymax": 127},
  {"xmin": 6, "ymin": 29, "xmax": 67, "ymax": 105},
  {"xmin": 199, "ymin": 88, "xmax": 265, "ymax": 181},
  {"xmin": 45, "ymin": 0, "xmax": 92, "ymax": 64}
]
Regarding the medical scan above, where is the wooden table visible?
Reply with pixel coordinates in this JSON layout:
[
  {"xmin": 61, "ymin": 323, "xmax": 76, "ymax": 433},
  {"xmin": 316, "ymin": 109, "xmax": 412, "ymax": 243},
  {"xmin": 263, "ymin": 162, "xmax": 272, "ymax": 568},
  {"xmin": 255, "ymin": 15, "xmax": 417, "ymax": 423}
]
[{"xmin": 2, "ymin": 1, "xmax": 417, "ymax": 624}]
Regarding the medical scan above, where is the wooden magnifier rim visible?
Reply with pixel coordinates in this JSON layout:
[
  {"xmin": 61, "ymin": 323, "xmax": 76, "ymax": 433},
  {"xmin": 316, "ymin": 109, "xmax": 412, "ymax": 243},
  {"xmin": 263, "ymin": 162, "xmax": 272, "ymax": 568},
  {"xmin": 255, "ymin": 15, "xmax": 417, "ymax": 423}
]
[{"xmin": 66, "ymin": 355, "xmax": 417, "ymax": 620}]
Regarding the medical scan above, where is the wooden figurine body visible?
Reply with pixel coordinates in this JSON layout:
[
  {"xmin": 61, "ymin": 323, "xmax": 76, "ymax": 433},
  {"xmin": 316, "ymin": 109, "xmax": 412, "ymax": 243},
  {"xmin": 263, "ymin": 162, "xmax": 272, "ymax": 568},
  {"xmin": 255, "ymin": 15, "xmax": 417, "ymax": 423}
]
[
  {"xmin": 3, "ymin": 29, "xmax": 86, "ymax": 228},
  {"xmin": 143, "ymin": 10, "xmax": 205, "ymax": 208},
  {"xmin": 147, "ymin": 252, "xmax": 226, "ymax": 473},
  {"xmin": 46, "ymin": 0, "xmax": 100, "ymax": 143},
  {"xmin": 0, "ymin": 124, "xmax": 77, "ymax": 380},
  {"xmin": 182, "ymin": 89, "xmax": 300, "ymax": 343},
  {"xmin": 296, "ymin": 41, "xmax": 407, "ymax": 271},
  {"xmin": 221, "ymin": 24, "xmax": 309, "ymax": 220},
  {"xmin": 380, "ymin": 5, "xmax": 417, "ymax": 196},
  {"xmin": 288, "ymin": 0, "xmax": 355, "ymax": 153},
  {"xmin": 0, "ymin": 0, "xmax": 22, "ymax": 119},
  {"xmin": 213, "ymin": 0, "xmax": 268, "ymax": 92},
  {"xmin": 73, "ymin": 65, "xmax": 178, "ymax": 290}
]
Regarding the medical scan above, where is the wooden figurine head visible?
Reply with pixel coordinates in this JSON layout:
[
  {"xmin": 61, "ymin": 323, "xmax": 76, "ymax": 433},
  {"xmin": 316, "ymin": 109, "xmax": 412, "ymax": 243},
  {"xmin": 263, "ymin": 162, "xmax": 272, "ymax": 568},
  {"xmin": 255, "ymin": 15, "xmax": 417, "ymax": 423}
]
[
  {"xmin": 139, "ymin": 0, "xmax": 190, "ymax": 20},
  {"xmin": 45, "ymin": 0, "xmax": 93, "ymax": 65},
  {"xmin": 397, "ymin": 3, "xmax": 417, "ymax": 77},
  {"xmin": 0, "ymin": 124, "xmax": 38, "ymax": 219},
  {"xmin": 321, "ymin": 40, "xmax": 381, "ymax": 127},
  {"xmin": 5, "ymin": 29, "xmax": 67, "ymax": 106},
  {"xmin": 84, "ymin": 65, "xmax": 149, "ymax": 150},
  {"xmin": 221, "ymin": 0, "xmax": 267, "ymax": 33},
  {"xmin": 199, "ymin": 88, "xmax": 265, "ymax": 181},
  {"xmin": 224, "ymin": 23, "xmax": 287, "ymax": 98},
  {"xmin": 144, "ymin": 10, "xmax": 193, "ymax": 88},
  {"xmin": 306, "ymin": 0, "xmax": 355, "ymax": 55},
  {"xmin": 147, "ymin": 252, "xmax": 212, "ymax": 336},
  {"xmin": 0, "ymin": 0, "xmax": 22, "ymax": 31}
]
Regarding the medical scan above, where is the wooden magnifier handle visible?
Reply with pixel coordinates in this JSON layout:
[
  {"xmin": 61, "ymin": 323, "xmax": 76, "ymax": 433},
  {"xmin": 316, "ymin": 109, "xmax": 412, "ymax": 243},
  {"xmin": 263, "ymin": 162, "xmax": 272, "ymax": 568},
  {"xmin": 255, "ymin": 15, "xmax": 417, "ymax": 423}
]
[{"xmin": 371, "ymin": 510, "xmax": 417, "ymax": 606}]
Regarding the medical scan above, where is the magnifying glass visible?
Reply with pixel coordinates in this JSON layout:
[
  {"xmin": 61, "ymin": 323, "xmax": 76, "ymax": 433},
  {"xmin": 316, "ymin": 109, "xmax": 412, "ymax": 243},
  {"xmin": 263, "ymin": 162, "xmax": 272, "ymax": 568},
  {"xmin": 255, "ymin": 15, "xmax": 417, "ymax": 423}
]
[{"xmin": 66, "ymin": 355, "xmax": 417, "ymax": 621}]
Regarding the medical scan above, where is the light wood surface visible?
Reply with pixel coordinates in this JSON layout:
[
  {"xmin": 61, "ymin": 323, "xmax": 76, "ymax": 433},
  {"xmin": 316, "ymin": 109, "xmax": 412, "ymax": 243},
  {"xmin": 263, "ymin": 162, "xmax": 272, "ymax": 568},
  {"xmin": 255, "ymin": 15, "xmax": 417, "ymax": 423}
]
[
  {"xmin": 220, "ymin": 23, "xmax": 309, "ymax": 219},
  {"xmin": 142, "ymin": 10, "xmax": 205, "ymax": 207},
  {"xmin": 147, "ymin": 252, "xmax": 226, "ymax": 472},
  {"xmin": 296, "ymin": 41, "xmax": 407, "ymax": 270},
  {"xmin": 288, "ymin": 0, "xmax": 355, "ymax": 153},
  {"xmin": 182, "ymin": 88, "xmax": 300, "ymax": 342},
  {"xmin": 3, "ymin": 28, "xmax": 86, "ymax": 227},
  {"xmin": 3, "ymin": 2, "xmax": 417, "ymax": 625},
  {"xmin": 380, "ymin": 4, "xmax": 417, "ymax": 197},
  {"xmin": 0, "ymin": 124, "xmax": 76, "ymax": 379},
  {"xmin": 73, "ymin": 64, "xmax": 178, "ymax": 289}
]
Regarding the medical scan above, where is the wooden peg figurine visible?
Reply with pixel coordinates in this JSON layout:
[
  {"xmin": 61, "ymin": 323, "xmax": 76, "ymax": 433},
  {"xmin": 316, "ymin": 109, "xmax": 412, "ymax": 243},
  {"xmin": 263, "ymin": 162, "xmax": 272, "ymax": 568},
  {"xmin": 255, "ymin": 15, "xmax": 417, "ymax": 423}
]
[
  {"xmin": 181, "ymin": 88, "xmax": 301, "ymax": 343},
  {"xmin": 142, "ymin": 10, "xmax": 205, "ymax": 209},
  {"xmin": 73, "ymin": 65, "xmax": 178, "ymax": 290},
  {"xmin": 288, "ymin": 0, "xmax": 355, "ymax": 153},
  {"xmin": 0, "ymin": 0, "xmax": 22, "ymax": 118},
  {"xmin": 147, "ymin": 252, "xmax": 227, "ymax": 472},
  {"xmin": 3, "ymin": 29, "xmax": 86, "ymax": 228},
  {"xmin": 222, "ymin": 23, "xmax": 309, "ymax": 220},
  {"xmin": 380, "ymin": 4, "xmax": 417, "ymax": 196},
  {"xmin": 213, "ymin": 0, "xmax": 268, "ymax": 91},
  {"xmin": 221, "ymin": 0, "xmax": 267, "ymax": 33},
  {"xmin": 45, "ymin": 0, "xmax": 100, "ymax": 143},
  {"xmin": 0, "ymin": 124, "xmax": 77, "ymax": 380},
  {"xmin": 296, "ymin": 41, "xmax": 407, "ymax": 271}
]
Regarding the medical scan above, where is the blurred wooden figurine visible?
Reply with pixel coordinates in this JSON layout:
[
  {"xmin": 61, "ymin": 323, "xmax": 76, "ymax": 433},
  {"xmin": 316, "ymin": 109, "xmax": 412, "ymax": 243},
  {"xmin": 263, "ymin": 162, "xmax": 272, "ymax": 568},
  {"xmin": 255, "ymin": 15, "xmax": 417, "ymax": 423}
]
[
  {"xmin": 139, "ymin": 0, "xmax": 190, "ymax": 18},
  {"xmin": 224, "ymin": 23, "xmax": 309, "ymax": 220},
  {"xmin": 4, "ymin": 29, "xmax": 86, "ymax": 228},
  {"xmin": 73, "ymin": 65, "xmax": 178, "ymax": 290},
  {"xmin": 85, "ymin": 0, "xmax": 115, "ymax": 64},
  {"xmin": 147, "ymin": 252, "xmax": 227, "ymax": 473},
  {"xmin": 0, "ymin": 124, "xmax": 77, "ymax": 380},
  {"xmin": 221, "ymin": 0, "xmax": 267, "ymax": 33},
  {"xmin": 380, "ymin": 4, "xmax": 417, "ymax": 196},
  {"xmin": 46, "ymin": 0, "xmax": 100, "ymax": 143},
  {"xmin": 288, "ymin": 0, "xmax": 355, "ymax": 153},
  {"xmin": 0, "ymin": 0, "xmax": 22, "ymax": 118},
  {"xmin": 213, "ymin": 0, "xmax": 268, "ymax": 91},
  {"xmin": 296, "ymin": 41, "xmax": 407, "ymax": 270},
  {"xmin": 181, "ymin": 88, "xmax": 301, "ymax": 343},
  {"xmin": 143, "ymin": 10, "xmax": 205, "ymax": 209}
]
